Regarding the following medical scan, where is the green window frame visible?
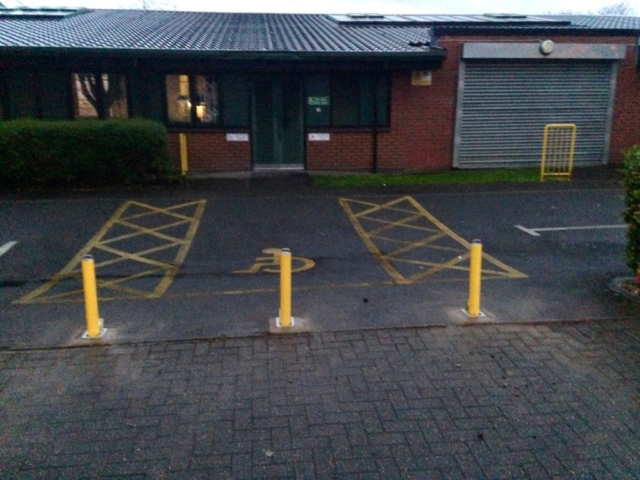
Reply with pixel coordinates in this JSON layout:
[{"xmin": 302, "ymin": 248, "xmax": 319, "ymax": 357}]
[{"xmin": 305, "ymin": 74, "xmax": 389, "ymax": 128}]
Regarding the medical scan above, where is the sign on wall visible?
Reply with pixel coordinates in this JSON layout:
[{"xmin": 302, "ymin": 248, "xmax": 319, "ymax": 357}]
[
  {"xmin": 411, "ymin": 70, "xmax": 432, "ymax": 86},
  {"xmin": 308, "ymin": 96, "xmax": 330, "ymax": 106},
  {"xmin": 308, "ymin": 133, "xmax": 330, "ymax": 141},
  {"xmin": 226, "ymin": 133, "xmax": 249, "ymax": 142}
]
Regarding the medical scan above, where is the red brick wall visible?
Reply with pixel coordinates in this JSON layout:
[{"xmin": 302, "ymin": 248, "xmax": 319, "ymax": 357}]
[
  {"xmin": 376, "ymin": 69, "xmax": 457, "ymax": 172},
  {"xmin": 306, "ymin": 131, "xmax": 374, "ymax": 171},
  {"xmin": 167, "ymin": 131, "xmax": 251, "ymax": 172},
  {"xmin": 607, "ymin": 40, "xmax": 640, "ymax": 164}
]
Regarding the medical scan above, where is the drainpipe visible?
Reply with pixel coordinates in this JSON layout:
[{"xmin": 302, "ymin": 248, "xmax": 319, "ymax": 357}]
[{"xmin": 372, "ymin": 76, "xmax": 379, "ymax": 174}]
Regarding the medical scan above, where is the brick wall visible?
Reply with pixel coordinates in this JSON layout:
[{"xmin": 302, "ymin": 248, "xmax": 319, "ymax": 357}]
[
  {"xmin": 376, "ymin": 69, "xmax": 457, "ymax": 172},
  {"xmin": 306, "ymin": 131, "xmax": 375, "ymax": 171},
  {"xmin": 167, "ymin": 131, "xmax": 252, "ymax": 172},
  {"xmin": 607, "ymin": 40, "xmax": 640, "ymax": 164}
]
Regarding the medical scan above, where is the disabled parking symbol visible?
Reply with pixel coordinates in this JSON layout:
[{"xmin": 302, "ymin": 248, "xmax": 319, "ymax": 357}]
[{"xmin": 233, "ymin": 248, "xmax": 315, "ymax": 274}]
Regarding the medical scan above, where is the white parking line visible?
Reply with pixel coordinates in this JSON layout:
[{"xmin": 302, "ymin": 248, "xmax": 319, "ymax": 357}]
[
  {"xmin": 515, "ymin": 224, "xmax": 626, "ymax": 237},
  {"xmin": 0, "ymin": 241, "xmax": 17, "ymax": 258}
]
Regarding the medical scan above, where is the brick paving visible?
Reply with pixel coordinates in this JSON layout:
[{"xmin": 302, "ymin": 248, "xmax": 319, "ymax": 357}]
[{"xmin": 1, "ymin": 320, "xmax": 639, "ymax": 479}]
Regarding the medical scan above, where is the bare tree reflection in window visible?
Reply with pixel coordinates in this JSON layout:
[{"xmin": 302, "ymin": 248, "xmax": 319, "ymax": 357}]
[
  {"xmin": 106, "ymin": 74, "xmax": 128, "ymax": 118},
  {"xmin": 73, "ymin": 73, "xmax": 128, "ymax": 119}
]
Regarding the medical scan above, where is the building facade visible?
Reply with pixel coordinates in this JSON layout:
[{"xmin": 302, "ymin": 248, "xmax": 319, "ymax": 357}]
[{"xmin": 1, "ymin": 8, "xmax": 639, "ymax": 173}]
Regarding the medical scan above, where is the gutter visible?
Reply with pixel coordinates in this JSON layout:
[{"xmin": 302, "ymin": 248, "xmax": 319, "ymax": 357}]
[
  {"xmin": 434, "ymin": 26, "xmax": 640, "ymax": 36},
  {"xmin": 0, "ymin": 46, "xmax": 447, "ymax": 62}
]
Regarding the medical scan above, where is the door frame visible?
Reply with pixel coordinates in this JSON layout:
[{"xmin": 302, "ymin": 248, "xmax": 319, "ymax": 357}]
[{"xmin": 251, "ymin": 74, "xmax": 305, "ymax": 170}]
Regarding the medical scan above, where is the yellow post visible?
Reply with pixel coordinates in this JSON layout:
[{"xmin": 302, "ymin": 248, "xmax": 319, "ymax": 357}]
[
  {"xmin": 467, "ymin": 240, "xmax": 482, "ymax": 317},
  {"xmin": 279, "ymin": 248, "xmax": 292, "ymax": 327},
  {"xmin": 179, "ymin": 133, "xmax": 188, "ymax": 176},
  {"xmin": 81, "ymin": 255, "xmax": 102, "ymax": 338}
]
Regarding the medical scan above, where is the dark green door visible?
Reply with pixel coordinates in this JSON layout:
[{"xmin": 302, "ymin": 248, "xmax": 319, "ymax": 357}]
[{"xmin": 252, "ymin": 76, "xmax": 304, "ymax": 167}]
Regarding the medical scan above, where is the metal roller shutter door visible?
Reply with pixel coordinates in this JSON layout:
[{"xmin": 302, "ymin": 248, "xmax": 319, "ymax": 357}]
[{"xmin": 454, "ymin": 61, "xmax": 616, "ymax": 169}]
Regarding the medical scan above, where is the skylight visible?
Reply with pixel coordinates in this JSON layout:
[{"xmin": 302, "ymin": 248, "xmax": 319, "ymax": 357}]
[
  {"xmin": 483, "ymin": 13, "xmax": 528, "ymax": 20},
  {"xmin": 0, "ymin": 6, "xmax": 86, "ymax": 19}
]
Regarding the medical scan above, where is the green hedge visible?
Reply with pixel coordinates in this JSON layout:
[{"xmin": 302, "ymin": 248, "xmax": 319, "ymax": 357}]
[
  {"xmin": 623, "ymin": 146, "xmax": 640, "ymax": 278},
  {"xmin": 0, "ymin": 119, "xmax": 176, "ymax": 188}
]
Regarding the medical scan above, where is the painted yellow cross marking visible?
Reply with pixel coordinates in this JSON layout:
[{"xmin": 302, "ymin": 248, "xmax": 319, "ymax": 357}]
[
  {"xmin": 234, "ymin": 248, "xmax": 315, "ymax": 274},
  {"xmin": 340, "ymin": 196, "xmax": 526, "ymax": 285},
  {"xmin": 15, "ymin": 200, "xmax": 206, "ymax": 304}
]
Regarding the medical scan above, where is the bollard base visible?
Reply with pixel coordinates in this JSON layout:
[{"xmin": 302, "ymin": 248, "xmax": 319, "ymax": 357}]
[
  {"xmin": 269, "ymin": 317, "xmax": 312, "ymax": 334},
  {"xmin": 82, "ymin": 328, "xmax": 107, "ymax": 339},
  {"xmin": 82, "ymin": 318, "xmax": 107, "ymax": 339},
  {"xmin": 462, "ymin": 309, "xmax": 486, "ymax": 318},
  {"xmin": 276, "ymin": 316, "xmax": 296, "ymax": 328},
  {"xmin": 70, "ymin": 327, "xmax": 115, "ymax": 346}
]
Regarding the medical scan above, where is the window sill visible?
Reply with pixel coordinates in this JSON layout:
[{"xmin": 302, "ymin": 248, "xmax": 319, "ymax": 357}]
[
  {"xmin": 167, "ymin": 126, "xmax": 250, "ymax": 133},
  {"xmin": 306, "ymin": 126, "xmax": 391, "ymax": 133}
]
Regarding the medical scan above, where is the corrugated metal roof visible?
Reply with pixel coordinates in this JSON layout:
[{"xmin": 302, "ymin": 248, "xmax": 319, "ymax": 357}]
[
  {"xmin": 0, "ymin": 10, "xmax": 637, "ymax": 56},
  {"xmin": 0, "ymin": 10, "xmax": 436, "ymax": 54},
  {"xmin": 542, "ymin": 14, "xmax": 640, "ymax": 30}
]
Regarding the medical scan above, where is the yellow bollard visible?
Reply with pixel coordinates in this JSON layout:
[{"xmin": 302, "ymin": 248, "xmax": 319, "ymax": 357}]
[
  {"xmin": 467, "ymin": 240, "xmax": 482, "ymax": 317},
  {"xmin": 81, "ymin": 255, "xmax": 103, "ymax": 338},
  {"xmin": 179, "ymin": 133, "xmax": 188, "ymax": 176},
  {"xmin": 279, "ymin": 248, "xmax": 292, "ymax": 327}
]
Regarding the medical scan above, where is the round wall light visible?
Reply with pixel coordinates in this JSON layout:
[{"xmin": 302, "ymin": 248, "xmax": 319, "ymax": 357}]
[{"xmin": 540, "ymin": 39, "xmax": 556, "ymax": 55}]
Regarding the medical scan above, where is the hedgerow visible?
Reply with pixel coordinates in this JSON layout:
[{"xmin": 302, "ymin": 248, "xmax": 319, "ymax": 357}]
[
  {"xmin": 0, "ymin": 119, "xmax": 176, "ymax": 188},
  {"xmin": 623, "ymin": 145, "xmax": 640, "ymax": 283}
]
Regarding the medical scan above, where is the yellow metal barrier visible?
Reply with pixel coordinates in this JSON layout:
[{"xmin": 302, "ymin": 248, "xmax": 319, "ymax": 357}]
[
  {"xmin": 179, "ymin": 133, "xmax": 188, "ymax": 176},
  {"xmin": 279, "ymin": 249, "xmax": 292, "ymax": 327},
  {"xmin": 540, "ymin": 124, "xmax": 577, "ymax": 182},
  {"xmin": 81, "ymin": 255, "xmax": 104, "ymax": 338},
  {"xmin": 467, "ymin": 240, "xmax": 483, "ymax": 317}
]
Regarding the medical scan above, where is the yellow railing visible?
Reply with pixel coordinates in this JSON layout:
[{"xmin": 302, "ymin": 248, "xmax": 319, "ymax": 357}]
[{"xmin": 540, "ymin": 124, "xmax": 577, "ymax": 181}]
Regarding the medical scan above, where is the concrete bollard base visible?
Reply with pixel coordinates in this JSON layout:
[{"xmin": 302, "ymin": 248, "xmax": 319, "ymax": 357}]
[{"xmin": 269, "ymin": 317, "xmax": 312, "ymax": 334}]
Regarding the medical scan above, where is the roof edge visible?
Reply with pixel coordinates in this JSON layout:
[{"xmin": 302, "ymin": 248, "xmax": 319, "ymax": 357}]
[{"xmin": 0, "ymin": 47, "xmax": 448, "ymax": 61}]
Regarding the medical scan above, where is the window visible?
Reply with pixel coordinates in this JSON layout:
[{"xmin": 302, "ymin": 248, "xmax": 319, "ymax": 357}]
[
  {"xmin": 305, "ymin": 74, "xmax": 389, "ymax": 128},
  {"xmin": 166, "ymin": 74, "xmax": 219, "ymax": 125},
  {"xmin": 193, "ymin": 75, "xmax": 219, "ymax": 124},
  {"xmin": 165, "ymin": 74, "xmax": 250, "ymax": 127},
  {"xmin": 166, "ymin": 75, "xmax": 191, "ymax": 122},
  {"xmin": 72, "ymin": 73, "xmax": 128, "ymax": 119}
]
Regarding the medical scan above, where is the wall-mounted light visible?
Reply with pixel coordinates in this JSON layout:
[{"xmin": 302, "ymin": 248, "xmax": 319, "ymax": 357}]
[
  {"xmin": 196, "ymin": 104, "xmax": 206, "ymax": 120},
  {"xmin": 540, "ymin": 39, "xmax": 555, "ymax": 55}
]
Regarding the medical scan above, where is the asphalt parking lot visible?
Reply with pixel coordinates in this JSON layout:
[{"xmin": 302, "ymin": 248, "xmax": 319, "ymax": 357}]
[{"xmin": 0, "ymin": 178, "xmax": 637, "ymax": 348}]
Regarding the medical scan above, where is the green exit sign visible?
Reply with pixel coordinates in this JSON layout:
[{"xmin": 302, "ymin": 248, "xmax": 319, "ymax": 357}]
[{"xmin": 308, "ymin": 96, "xmax": 330, "ymax": 106}]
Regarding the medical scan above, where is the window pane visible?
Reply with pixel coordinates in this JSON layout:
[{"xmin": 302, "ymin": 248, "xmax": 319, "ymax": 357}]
[
  {"xmin": 193, "ymin": 75, "xmax": 219, "ymax": 124},
  {"xmin": 73, "ymin": 73, "xmax": 128, "ymax": 119},
  {"xmin": 73, "ymin": 73, "xmax": 99, "ymax": 119},
  {"xmin": 104, "ymin": 74, "xmax": 128, "ymax": 118},
  {"xmin": 332, "ymin": 75, "xmax": 359, "ymax": 126},
  {"xmin": 7, "ymin": 71, "xmax": 38, "ymax": 119},
  {"xmin": 41, "ymin": 71, "xmax": 72, "ymax": 120},
  {"xmin": 376, "ymin": 76, "xmax": 390, "ymax": 127},
  {"xmin": 359, "ymin": 76, "xmax": 376, "ymax": 126},
  {"xmin": 221, "ymin": 74, "xmax": 250, "ymax": 127},
  {"xmin": 166, "ymin": 74, "xmax": 191, "ymax": 122},
  {"xmin": 305, "ymin": 75, "xmax": 331, "ymax": 126}
]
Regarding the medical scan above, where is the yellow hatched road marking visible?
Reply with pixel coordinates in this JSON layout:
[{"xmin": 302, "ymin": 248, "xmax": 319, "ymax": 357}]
[
  {"xmin": 15, "ymin": 200, "xmax": 206, "ymax": 304},
  {"xmin": 340, "ymin": 196, "xmax": 527, "ymax": 285}
]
